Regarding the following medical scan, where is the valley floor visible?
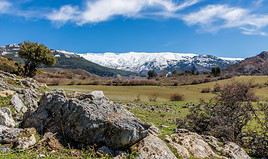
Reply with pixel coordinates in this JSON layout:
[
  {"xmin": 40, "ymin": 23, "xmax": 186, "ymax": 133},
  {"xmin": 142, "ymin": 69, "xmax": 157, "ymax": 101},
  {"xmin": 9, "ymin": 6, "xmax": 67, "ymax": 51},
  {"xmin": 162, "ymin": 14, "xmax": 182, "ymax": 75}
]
[
  {"xmin": 50, "ymin": 76, "xmax": 268, "ymax": 102},
  {"xmin": 50, "ymin": 75, "xmax": 268, "ymax": 137}
]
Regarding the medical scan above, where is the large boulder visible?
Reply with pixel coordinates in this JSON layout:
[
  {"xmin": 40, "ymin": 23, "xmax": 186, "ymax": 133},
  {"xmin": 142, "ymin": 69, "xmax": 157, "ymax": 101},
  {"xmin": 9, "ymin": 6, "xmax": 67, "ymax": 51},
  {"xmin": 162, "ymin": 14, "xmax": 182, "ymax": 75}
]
[
  {"xmin": 22, "ymin": 91, "xmax": 149, "ymax": 149},
  {"xmin": 166, "ymin": 129, "xmax": 251, "ymax": 159},
  {"xmin": 0, "ymin": 125, "xmax": 37, "ymax": 149}
]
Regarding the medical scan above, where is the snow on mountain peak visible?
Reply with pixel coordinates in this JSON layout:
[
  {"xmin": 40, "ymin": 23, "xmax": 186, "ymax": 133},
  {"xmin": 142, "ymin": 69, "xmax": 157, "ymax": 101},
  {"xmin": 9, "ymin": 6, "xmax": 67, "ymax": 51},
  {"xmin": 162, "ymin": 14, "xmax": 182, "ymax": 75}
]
[{"xmin": 79, "ymin": 52, "xmax": 242, "ymax": 73}]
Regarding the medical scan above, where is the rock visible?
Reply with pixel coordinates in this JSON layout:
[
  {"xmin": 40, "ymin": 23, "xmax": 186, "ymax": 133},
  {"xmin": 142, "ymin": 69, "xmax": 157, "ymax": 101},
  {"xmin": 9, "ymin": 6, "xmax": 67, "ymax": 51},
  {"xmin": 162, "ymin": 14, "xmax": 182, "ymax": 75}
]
[
  {"xmin": 11, "ymin": 94, "xmax": 27, "ymax": 113},
  {"xmin": 22, "ymin": 91, "xmax": 149, "ymax": 149},
  {"xmin": 0, "ymin": 107, "xmax": 15, "ymax": 127},
  {"xmin": 0, "ymin": 72, "xmax": 40, "ymax": 114},
  {"xmin": 148, "ymin": 125, "xmax": 160, "ymax": 136},
  {"xmin": 97, "ymin": 146, "xmax": 114, "ymax": 156},
  {"xmin": 0, "ymin": 125, "xmax": 36, "ymax": 149},
  {"xmin": 169, "ymin": 129, "xmax": 217, "ymax": 159},
  {"xmin": 131, "ymin": 134, "xmax": 177, "ymax": 159},
  {"xmin": 167, "ymin": 129, "xmax": 251, "ymax": 159},
  {"xmin": 0, "ymin": 146, "xmax": 11, "ymax": 153},
  {"xmin": 90, "ymin": 91, "xmax": 106, "ymax": 99},
  {"xmin": 222, "ymin": 142, "xmax": 251, "ymax": 159},
  {"xmin": 0, "ymin": 90, "xmax": 15, "ymax": 97}
]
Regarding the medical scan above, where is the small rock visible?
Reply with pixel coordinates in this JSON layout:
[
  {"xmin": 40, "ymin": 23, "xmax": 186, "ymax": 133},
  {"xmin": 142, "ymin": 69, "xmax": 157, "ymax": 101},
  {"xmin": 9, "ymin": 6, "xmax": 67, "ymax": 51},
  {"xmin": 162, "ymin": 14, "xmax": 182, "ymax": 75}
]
[
  {"xmin": 90, "ymin": 91, "xmax": 106, "ymax": 100},
  {"xmin": 97, "ymin": 146, "xmax": 114, "ymax": 155},
  {"xmin": 0, "ymin": 125, "xmax": 36, "ymax": 149},
  {"xmin": 0, "ymin": 90, "xmax": 15, "ymax": 97},
  {"xmin": 131, "ymin": 134, "xmax": 177, "ymax": 159},
  {"xmin": 0, "ymin": 146, "xmax": 11, "ymax": 153},
  {"xmin": 148, "ymin": 125, "xmax": 160, "ymax": 136},
  {"xmin": 11, "ymin": 94, "xmax": 27, "ymax": 113},
  {"xmin": 223, "ymin": 142, "xmax": 251, "ymax": 159},
  {"xmin": 0, "ymin": 107, "xmax": 15, "ymax": 127}
]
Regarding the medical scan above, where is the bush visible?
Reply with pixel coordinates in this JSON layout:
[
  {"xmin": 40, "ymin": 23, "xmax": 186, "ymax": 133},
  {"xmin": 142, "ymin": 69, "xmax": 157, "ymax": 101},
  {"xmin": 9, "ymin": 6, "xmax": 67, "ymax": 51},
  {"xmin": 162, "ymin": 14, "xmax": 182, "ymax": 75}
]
[
  {"xmin": 148, "ymin": 93, "xmax": 159, "ymax": 102},
  {"xmin": 177, "ymin": 82, "xmax": 267, "ymax": 157},
  {"xmin": 201, "ymin": 88, "xmax": 210, "ymax": 93},
  {"xmin": 170, "ymin": 94, "xmax": 184, "ymax": 101},
  {"xmin": 177, "ymin": 82, "xmax": 256, "ymax": 141},
  {"xmin": 212, "ymin": 83, "xmax": 221, "ymax": 93},
  {"xmin": 134, "ymin": 94, "xmax": 141, "ymax": 102}
]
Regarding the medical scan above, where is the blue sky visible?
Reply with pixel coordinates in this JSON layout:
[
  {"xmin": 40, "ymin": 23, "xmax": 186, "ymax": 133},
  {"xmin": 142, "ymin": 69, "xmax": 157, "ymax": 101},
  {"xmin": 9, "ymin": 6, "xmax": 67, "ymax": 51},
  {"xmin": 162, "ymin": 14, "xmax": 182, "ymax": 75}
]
[{"xmin": 0, "ymin": 0, "xmax": 268, "ymax": 58}]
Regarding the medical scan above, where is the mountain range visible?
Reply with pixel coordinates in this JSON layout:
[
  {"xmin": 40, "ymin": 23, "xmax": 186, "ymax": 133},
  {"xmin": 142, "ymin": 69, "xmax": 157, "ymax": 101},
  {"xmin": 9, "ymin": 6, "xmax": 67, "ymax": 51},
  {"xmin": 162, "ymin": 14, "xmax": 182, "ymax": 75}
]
[
  {"xmin": 80, "ymin": 52, "xmax": 243, "ymax": 75},
  {"xmin": 0, "ymin": 43, "xmax": 250, "ymax": 76}
]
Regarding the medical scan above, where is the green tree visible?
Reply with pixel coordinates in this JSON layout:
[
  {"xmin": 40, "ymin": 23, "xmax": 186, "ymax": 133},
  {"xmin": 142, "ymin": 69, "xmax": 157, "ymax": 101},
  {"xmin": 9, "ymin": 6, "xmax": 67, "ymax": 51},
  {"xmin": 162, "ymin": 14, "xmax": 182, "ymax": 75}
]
[
  {"xmin": 147, "ymin": 70, "xmax": 157, "ymax": 79},
  {"xmin": 211, "ymin": 67, "xmax": 221, "ymax": 77},
  {"xmin": 19, "ymin": 42, "xmax": 56, "ymax": 77}
]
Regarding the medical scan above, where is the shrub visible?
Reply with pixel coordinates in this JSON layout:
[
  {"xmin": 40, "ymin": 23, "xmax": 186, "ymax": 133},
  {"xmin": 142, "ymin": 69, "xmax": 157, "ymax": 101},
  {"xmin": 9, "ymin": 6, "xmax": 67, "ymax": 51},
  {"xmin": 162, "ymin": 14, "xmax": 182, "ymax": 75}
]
[
  {"xmin": 201, "ymin": 88, "xmax": 210, "ymax": 93},
  {"xmin": 147, "ymin": 70, "xmax": 157, "ymax": 79},
  {"xmin": 177, "ymin": 82, "xmax": 267, "ymax": 157},
  {"xmin": 177, "ymin": 82, "xmax": 257, "ymax": 141},
  {"xmin": 134, "ymin": 94, "xmax": 141, "ymax": 102},
  {"xmin": 212, "ymin": 83, "xmax": 221, "ymax": 93},
  {"xmin": 148, "ymin": 93, "xmax": 159, "ymax": 102},
  {"xmin": 170, "ymin": 94, "xmax": 184, "ymax": 101}
]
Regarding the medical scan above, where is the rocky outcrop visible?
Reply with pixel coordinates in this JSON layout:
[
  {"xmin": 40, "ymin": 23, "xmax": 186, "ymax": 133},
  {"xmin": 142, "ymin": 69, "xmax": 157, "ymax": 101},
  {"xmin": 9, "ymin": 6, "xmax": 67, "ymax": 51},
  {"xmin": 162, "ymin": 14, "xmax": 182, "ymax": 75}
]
[
  {"xmin": 166, "ymin": 129, "xmax": 251, "ymax": 159},
  {"xmin": 0, "ymin": 125, "xmax": 36, "ymax": 149},
  {"xmin": 22, "ymin": 91, "xmax": 149, "ymax": 149},
  {"xmin": 0, "ymin": 71, "xmax": 41, "ymax": 115}
]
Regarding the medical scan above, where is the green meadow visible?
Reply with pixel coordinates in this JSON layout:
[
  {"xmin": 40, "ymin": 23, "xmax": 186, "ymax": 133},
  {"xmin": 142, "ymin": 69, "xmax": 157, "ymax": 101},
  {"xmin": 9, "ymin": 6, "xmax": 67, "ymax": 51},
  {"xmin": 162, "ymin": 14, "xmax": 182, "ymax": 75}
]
[{"xmin": 50, "ymin": 76, "xmax": 268, "ymax": 137}]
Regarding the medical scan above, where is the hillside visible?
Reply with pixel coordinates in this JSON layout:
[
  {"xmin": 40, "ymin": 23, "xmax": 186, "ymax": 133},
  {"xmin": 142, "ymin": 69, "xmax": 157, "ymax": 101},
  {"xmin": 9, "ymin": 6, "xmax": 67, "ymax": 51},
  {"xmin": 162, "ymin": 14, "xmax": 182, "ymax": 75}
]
[
  {"xmin": 226, "ymin": 51, "xmax": 268, "ymax": 75},
  {"xmin": 0, "ymin": 44, "xmax": 136, "ymax": 77}
]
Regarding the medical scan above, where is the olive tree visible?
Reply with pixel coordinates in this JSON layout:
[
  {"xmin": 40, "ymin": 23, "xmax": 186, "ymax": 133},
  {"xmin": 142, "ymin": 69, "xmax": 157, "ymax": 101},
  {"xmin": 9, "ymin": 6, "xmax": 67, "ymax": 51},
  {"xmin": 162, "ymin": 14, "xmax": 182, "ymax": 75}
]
[{"xmin": 19, "ymin": 42, "xmax": 56, "ymax": 77}]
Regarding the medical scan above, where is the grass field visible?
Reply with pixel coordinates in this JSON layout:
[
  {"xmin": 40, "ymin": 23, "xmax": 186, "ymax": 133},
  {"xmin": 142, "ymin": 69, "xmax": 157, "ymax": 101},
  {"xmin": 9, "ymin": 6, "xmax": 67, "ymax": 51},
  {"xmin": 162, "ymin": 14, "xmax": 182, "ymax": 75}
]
[
  {"xmin": 50, "ymin": 76, "xmax": 268, "ymax": 102},
  {"xmin": 50, "ymin": 76, "xmax": 268, "ymax": 137}
]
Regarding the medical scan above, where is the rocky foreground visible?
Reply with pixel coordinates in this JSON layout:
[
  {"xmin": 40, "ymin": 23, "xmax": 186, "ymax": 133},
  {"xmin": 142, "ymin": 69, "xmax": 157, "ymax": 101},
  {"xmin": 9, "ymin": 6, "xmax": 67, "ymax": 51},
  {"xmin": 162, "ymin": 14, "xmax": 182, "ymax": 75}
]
[{"xmin": 0, "ymin": 71, "xmax": 251, "ymax": 159}]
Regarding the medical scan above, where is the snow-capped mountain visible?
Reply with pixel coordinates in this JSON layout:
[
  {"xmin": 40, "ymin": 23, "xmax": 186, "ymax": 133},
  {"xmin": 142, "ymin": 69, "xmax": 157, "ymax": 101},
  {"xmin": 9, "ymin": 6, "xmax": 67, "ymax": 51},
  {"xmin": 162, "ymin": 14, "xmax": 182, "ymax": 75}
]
[
  {"xmin": 0, "ymin": 43, "xmax": 243, "ymax": 75},
  {"xmin": 80, "ymin": 52, "xmax": 243, "ymax": 74}
]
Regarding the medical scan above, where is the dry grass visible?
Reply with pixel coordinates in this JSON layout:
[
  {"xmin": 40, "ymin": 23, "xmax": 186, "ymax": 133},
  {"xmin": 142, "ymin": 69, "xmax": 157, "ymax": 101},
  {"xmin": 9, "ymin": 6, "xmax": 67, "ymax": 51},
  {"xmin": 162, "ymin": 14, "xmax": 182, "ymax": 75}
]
[{"xmin": 50, "ymin": 76, "xmax": 268, "ymax": 103}]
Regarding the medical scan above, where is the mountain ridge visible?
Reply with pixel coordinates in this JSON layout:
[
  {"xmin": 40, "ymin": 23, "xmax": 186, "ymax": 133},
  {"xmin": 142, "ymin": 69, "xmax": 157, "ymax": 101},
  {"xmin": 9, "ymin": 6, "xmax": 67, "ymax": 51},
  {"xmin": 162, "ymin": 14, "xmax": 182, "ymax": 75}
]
[
  {"xmin": 79, "ymin": 52, "xmax": 243, "ymax": 74},
  {"xmin": 0, "ymin": 43, "xmax": 243, "ymax": 76}
]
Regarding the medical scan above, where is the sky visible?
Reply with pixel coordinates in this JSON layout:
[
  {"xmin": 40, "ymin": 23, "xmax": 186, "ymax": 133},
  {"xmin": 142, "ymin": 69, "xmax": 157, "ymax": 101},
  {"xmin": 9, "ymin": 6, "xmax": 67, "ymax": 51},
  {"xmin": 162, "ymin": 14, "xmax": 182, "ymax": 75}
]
[{"xmin": 0, "ymin": 0, "xmax": 268, "ymax": 58}]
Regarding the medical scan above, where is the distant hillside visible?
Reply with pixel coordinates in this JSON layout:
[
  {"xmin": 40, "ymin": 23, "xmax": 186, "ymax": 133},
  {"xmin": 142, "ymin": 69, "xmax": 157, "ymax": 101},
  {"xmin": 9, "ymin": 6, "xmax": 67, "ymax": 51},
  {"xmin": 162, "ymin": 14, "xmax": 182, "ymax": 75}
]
[
  {"xmin": 0, "ymin": 44, "xmax": 136, "ymax": 77},
  {"xmin": 52, "ymin": 51, "xmax": 136, "ymax": 77},
  {"xmin": 226, "ymin": 51, "xmax": 268, "ymax": 75}
]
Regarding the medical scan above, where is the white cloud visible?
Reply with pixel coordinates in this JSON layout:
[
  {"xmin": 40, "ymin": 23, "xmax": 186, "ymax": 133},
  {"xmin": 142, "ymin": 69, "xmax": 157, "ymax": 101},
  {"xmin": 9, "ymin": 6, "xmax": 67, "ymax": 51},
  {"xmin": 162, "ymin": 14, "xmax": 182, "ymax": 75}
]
[
  {"xmin": 47, "ymin": 5, "xmax": 79, "ymax": 24},
  {"xmin": 47, "ymin": 0, "xmax": 200, "ymax": 24},
  {"xmin": 0, "ymin": 0, "xmax": 11, "ymax": 13},
  {"xmin": 182, "ymin": 5, "xmax": 268, "ymax": 35}
]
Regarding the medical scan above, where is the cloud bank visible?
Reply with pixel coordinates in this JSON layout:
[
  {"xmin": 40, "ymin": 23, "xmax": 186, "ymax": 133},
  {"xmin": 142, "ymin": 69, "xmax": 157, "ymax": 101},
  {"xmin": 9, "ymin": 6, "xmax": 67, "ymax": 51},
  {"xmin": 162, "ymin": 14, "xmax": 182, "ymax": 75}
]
[
  {"xmin": 1, "ymin": 0, "xmax": 268, "ymax": 36},
  {"xmin": 47, "ymin": 0, "xmax": 199, "ymax": 24}
]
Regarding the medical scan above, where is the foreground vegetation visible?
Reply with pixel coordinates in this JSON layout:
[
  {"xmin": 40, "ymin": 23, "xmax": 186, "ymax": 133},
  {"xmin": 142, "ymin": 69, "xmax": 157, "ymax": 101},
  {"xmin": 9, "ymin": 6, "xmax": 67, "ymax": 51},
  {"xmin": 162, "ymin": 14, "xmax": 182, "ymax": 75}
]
[{"xmin": 50, "ymin": 75, "xmax": 268, "ymax": 158}]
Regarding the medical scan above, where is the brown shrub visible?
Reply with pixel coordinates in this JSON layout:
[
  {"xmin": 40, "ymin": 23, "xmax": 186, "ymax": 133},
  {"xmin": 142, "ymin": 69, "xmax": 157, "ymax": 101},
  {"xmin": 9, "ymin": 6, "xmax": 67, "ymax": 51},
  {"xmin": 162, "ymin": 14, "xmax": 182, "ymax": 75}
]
[
  {"xmin": 170, "ymin": 93, "xmax": 184, "ymax": 101},
  {"xmin": 212, "ymin": 83, "xmax": 221, "ymax": 93},
  {"xmin": 201, "ymin": 88, "xmax": 211, "ymax": 93},
  {"xmin": 148, "ymin": 93, "xmax": 159, "ymax": 102}
]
